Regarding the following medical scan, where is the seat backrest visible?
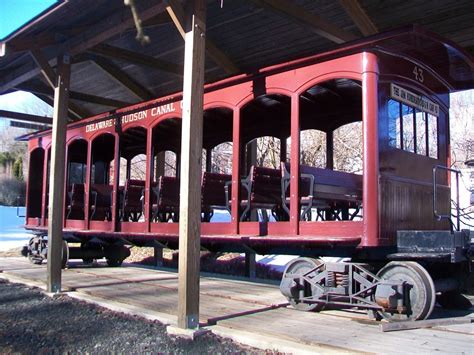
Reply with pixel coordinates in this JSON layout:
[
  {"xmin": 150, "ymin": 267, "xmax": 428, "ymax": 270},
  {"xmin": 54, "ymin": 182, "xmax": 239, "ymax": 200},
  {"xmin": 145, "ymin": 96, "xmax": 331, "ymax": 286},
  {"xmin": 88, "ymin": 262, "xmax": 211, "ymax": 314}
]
[
  {"xmin": 158, "ymin": 176, "xmax": 180, "ymax": 208},
  {"xmin": 71, "ymin": 183, "xmax": 85, "ymax": 204},
  {"xmin": 91, "ymin": 184, "xmax": 113, "ymax": 207},
  {"xmin": 250, "ymin": 166, "xmax": 281, "ymax": 204},
  {"xmin": 202, "ymin": 172, "xmax": 231, "ymax": 207},
  {"xmin": 126, "ymin": 179, "xmax": 145, "ymax": 188},
  {"xmin": 281, "ymin": 162, "xmax": 313, "ymax": 198},
  {"xmin": 124, "ymin": 185, "xmax": 143, "ymax": 208}
]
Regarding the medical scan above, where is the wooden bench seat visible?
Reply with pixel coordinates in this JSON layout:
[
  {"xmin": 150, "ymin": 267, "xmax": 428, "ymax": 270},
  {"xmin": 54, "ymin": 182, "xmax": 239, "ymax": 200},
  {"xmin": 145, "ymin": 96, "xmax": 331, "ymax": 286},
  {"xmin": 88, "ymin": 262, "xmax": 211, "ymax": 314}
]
[
  {"xmin": 281, "ymin": 162, "xmax": 362, "ymax": 220},
  {"xmin": 237, "ymin": 166, "xmax": 284, "ymax": 222},
  {"xmin": 90, "ymin": 184, "xmax": 113, "ymax": 221},
  {"xmin": 122, "ymin": 179, "xmax": 145, "ymax": 222},
  {"xmin": 66, "ymin": 183, "xmax": 85, "ymax": 220},
  {"xmin": 152, "ymin": 176, "xmax": 179, "ymax": 222},
  {"xmin": 201, "ymin": 172, "xmax": 231, "ymax": 222}
]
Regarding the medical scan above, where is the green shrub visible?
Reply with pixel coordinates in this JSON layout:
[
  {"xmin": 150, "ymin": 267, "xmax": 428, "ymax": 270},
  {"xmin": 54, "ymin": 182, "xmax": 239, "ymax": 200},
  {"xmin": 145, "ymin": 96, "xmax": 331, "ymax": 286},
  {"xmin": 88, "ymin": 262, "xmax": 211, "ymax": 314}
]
[{"xmin": 13, "ymin": 157, "xmax": 23, "ymax": 181}]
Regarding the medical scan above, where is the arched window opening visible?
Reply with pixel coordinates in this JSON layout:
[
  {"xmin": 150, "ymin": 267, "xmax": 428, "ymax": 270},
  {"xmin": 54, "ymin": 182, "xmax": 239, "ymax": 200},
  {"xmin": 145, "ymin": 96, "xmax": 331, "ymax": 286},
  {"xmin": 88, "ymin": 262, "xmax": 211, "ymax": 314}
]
[
  {"xmin": 90, "ymin": 134, "xmax": 115, "ymax": 221},
  {"xmin": 150, "ymin": 118, "xmax": 181, "ymax": 223},
  {"xmin": 239, "ymin": 94, "xmax": 291, "ymax": 222},
  {"xmin": 26, "ymin": 148, "xmax": 45, "ymax": 218},
  {"xmin": 297, "ymin": 78, "xmax": 363, "ymax": 222},
  {"xmin": 200, "ymin": 107, "xmax": 234, "ymax": 222},
  {"xmin": 119, "ymin": 126, "xmax": 147, "ymax": 222},
  {"xmin": 66, "ymin": 139, "xmax": 87, "ymax": 220}
]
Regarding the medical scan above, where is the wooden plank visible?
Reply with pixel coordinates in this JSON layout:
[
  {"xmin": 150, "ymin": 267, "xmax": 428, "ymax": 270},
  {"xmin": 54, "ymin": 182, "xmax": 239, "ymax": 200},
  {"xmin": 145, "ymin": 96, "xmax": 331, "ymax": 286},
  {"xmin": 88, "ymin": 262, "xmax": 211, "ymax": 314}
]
[
  {"xmin": 338, "ymin": 0, "xmax": 378, "ymax": 36},
  {"xmin": 380, "ymin": 317, "xmax": 473, "ymax": 332},
  {"xmin": 46, "ymin": 54, "xmax": 70, "ymax": 293},
  {"xmin": 92, "ymin": 56, "xmax": 153, "ymax": 101},
  {"xmin": 177, "ymin": 0, "xmax": 207, "ymax": 329},
  {"xmin": 29, "ymin": 49, "xmax": 57, "ymax": 89},
  {"xmin": 251, "ymin": 0, "xmax": 357, "ymax": 44},
  {"xmin": 89, "ymin": 43, "xmax": 183, "ymax": 76},
  {"xmin": 0, "ymin": 109, "xmax": 52, "ymax": 125}
]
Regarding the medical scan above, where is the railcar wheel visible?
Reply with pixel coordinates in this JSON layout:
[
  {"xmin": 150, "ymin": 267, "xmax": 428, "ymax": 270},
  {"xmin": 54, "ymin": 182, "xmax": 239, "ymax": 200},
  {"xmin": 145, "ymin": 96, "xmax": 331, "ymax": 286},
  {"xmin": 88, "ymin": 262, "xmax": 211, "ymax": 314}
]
[
  {"xmin": 280, "ymin": 257, "xmax": 323, "ymax": 311},
  {"xmin": 376, "ymin": 261, "xmax": 435, "ymax": 321}
]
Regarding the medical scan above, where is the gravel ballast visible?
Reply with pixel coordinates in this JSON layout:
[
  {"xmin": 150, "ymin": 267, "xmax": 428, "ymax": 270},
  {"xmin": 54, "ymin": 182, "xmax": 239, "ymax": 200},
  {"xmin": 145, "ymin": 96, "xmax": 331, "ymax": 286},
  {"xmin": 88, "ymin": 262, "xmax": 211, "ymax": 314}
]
[{"xmin": 0, "ymin": 279, "xmax": 271, "ymax": 354}]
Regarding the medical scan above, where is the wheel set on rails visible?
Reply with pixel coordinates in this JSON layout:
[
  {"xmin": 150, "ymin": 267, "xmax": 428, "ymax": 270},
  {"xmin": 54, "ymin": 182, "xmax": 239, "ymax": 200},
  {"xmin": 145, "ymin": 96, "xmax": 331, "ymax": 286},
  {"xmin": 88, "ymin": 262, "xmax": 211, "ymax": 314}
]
[
  {"xmin": 21, "ymin": 235, "xmax": 130, "ymax": 268},
  {"xmin": 280, "ymin": 257, "xmax": 470, "ymax": 321}
]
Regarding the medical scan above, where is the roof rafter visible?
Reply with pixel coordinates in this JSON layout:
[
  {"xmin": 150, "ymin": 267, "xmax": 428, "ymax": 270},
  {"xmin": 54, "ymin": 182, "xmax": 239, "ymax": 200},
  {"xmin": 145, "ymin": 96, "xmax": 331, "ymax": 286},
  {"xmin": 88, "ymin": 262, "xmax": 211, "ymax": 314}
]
[
  {"xmin": 29, "ymin": 48, "xmax": 57, "ymax": 89},
  {"xmin": 31, "ymin": 92, "xmax": 85, "ymax": 120},
  {"xmin": 0, "ymin": 2, "xmax": 169, "ymax": 94},
  {"xmin": 250, "ymin": 0, "xmax": 357, "ymax": 44},
  {"xmin": 0, "ymin": 109, "xmax": 52, "ymax": 125},
  {"xmin": 338, "ymin": 0, "xmax": 378, "ymax": 36},
  {"xmin": 91, "ymin": 56, "xmax": 154, "ymax": 101},
  {"xmin": 17, "ymin": 82, "xmax": 133, "ymax": 108},
  {"xmin": 166, "ymin": 0, "xmax": 239, "ymax": 74},
  {"xmin": 89, "ymin": 43, "xmax": 183, "ymax": 76}
]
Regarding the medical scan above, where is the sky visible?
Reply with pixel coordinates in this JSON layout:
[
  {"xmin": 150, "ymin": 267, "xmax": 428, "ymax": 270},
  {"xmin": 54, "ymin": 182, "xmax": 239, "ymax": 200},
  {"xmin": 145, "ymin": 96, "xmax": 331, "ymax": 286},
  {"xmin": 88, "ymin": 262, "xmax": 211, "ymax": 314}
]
[{"xmin": 0, "ymin": 0, "xmax": 58, "ymax": 40}]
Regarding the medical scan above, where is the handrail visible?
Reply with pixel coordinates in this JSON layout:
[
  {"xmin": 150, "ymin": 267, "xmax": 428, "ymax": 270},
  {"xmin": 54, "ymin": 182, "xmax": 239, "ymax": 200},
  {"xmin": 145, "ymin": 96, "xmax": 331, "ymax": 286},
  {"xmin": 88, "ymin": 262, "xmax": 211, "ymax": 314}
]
[
  {"xmin": 432, "ymin": 165, "xmax": 460, "ymax": 231},
  {"xmin": 16, "ymin": 196, "xmax": 25, "ymax": 217}
]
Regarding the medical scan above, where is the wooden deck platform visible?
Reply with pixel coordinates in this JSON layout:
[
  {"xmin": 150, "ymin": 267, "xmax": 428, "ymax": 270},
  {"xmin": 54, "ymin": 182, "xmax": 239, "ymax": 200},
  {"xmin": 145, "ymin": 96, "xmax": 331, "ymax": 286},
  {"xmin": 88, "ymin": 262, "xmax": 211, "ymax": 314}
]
[{"xmin": 0, "ymin": 257, "xmax": 472, "ymax": 354}]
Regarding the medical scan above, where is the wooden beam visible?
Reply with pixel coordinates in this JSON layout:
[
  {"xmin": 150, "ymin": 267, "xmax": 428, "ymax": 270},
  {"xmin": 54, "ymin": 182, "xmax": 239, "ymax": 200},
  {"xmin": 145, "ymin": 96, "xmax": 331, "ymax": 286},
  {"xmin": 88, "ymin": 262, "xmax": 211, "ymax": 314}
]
[
  {"xmin": 32, "ymin": 93, "xmax": 82, "ymax": 120},
  {"xmin": 338, "ymin": 0, "xmax": 378, "ymax": 36},
  {"xmin": 90, "ymin": 43, "xmax": 183, "ymax": 76},
  {"xmin": 205, "ymin": 40, "xmax": 239, "ymax": 75},
  {"xmin": 0, "ymin": 109, "xmax": 52, "ymax": 125},
  {"xmin": 166, "ymin": 0, "xmax": 187, "ymax": 38},
  {"xmin": 68, "ymin": 3, "xmax": 169, "ymax": 56},
  {"xmin": 177, "ymin": 0, "xmax": 206, "ymax": 330},
  {"xmin": 30, "ymin": 49, "xmax": 57, "ymax": 89},
  {"xmin": 0, "ymin": 3, "xmax": 168, "ymax": 94},
  {"xmin": 166, "ymin": 0, "xmax": 239, "ymax": 74},
  {"xmin": 251, "ymin": 0, "xmax": 357, "ymax": 44},
  {"xmin": 92, "ymin": 56, "xmax": 154, "ymax": 101},
  {"xmin": 17, "ymin": 82, "xmax": 132, "ymax": 108},
  {"xmin": 47, "ymin": 54, "xmax": 70, "ymax": 293}
]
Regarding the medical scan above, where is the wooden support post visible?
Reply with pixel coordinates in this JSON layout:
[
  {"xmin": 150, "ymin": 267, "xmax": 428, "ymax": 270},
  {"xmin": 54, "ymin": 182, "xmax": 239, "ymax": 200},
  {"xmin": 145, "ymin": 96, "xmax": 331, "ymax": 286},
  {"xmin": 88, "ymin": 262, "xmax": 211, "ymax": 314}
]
[
  {"xmin": 326, "ymin": 131, "xmax": 334, "ymax": 169},
  {"xmin": 289, "ymin": 94, "xmax": 300, "ymax": 235},
  {"xmin": 46, "ymin": 54, "xmax": 70, "ymax": 293},
  {"xmin": 245, "ymin": 252, "xmax": 256, "ymax": 279},
  {"xmin": 280, "ymin": 136, "xmax": 287, "ymax": 162},
  {"xmin": 155, "ymin": 151, "xmax": 165, "ymax": 180},
  {"xmin": 177, "ymin": 0, "xmax": 206, "ymax": 330},
  {"xmin": 205, "ymin": 148, "xmax": 212, "ymax": 172},
  {"xmin": 247, "ymin": 140, "xmax": 258, "ymax": 221}
]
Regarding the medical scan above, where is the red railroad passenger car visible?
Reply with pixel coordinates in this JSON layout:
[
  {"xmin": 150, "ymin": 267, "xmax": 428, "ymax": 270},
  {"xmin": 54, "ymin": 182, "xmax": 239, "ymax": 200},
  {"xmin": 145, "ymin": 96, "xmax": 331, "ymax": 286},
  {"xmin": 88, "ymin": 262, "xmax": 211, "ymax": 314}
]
[{"xmin": 21, "ymin": 27, "xmax": 473, "ymax": 321}]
